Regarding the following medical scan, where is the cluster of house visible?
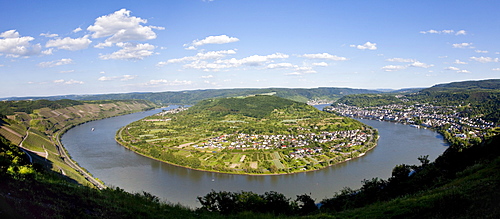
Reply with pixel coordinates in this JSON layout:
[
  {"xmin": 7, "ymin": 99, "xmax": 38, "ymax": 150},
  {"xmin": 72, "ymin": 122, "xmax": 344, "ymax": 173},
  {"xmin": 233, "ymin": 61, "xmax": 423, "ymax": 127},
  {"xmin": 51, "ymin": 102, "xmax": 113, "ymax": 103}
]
[
  {"xmin": 325, "ymin": 103, "xmax": 496, "ymax": 140},
  {"xmin": 192, "ymin": 129, "xmax": 371, "ymax": 158},
  {"xmin": 156, "ymin": 106, "xmax": 188, "ymax": 116}
]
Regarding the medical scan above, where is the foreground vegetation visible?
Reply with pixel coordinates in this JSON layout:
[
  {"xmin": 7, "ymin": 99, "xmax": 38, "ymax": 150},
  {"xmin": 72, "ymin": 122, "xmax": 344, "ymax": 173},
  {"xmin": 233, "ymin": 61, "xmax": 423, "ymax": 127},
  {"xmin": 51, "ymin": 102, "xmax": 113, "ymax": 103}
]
[
  {"xmin": 1, "ymin": 128, "xmax": 499, "ymax": 218},
  {"xmin": 117, "ymin": 95, "xmax": 376, "ymax": 174}
]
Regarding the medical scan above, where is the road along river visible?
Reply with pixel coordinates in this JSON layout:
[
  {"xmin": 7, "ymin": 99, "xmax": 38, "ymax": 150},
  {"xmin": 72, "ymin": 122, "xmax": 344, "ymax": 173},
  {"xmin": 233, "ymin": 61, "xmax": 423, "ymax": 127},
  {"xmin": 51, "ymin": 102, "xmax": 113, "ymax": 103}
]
[{"xmin": 61, "ymin": 105, "xmax": 448, "ymax": 208}]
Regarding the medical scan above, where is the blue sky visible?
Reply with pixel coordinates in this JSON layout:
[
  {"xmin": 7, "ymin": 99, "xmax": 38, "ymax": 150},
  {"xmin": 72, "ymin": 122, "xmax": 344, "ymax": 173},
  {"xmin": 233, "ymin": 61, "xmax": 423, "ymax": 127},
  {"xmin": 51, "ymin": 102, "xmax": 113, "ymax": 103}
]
[{"xmin": 1, "ymin": 0, "xmax": 499, "ymax": 98}]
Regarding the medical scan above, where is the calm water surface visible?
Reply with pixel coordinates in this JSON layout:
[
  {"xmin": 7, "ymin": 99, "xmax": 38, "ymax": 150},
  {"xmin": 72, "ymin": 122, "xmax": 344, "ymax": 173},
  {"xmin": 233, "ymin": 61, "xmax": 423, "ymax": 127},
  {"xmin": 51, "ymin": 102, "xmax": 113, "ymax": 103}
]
[{"xmin": 62, "ymin": 105, "xmax": 448, "ymax": 208}]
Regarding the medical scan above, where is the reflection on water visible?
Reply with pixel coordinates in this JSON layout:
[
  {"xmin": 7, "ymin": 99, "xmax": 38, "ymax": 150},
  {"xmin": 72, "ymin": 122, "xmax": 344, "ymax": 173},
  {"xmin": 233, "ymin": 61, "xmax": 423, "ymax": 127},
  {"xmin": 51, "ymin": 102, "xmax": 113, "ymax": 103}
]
[{"xmin": 62, "ymin": 106, "xmax": 448, "ymax": 208}]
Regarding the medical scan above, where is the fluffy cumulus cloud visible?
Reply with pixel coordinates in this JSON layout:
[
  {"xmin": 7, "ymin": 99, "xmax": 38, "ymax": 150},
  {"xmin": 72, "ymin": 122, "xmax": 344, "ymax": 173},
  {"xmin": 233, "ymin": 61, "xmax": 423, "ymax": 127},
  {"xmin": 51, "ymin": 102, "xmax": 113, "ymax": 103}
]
[
  {"xmin": 0, "ymin": 30, "xmax": 41, "ymax": 57},
  {"xmin": 158, "ymin": 50, "xmax": 237, "ymax": 66},
  {"xmin": 99, "ymin": 42, "xmax": 155, "ymax": 60},
  {"xmin": 469, "ymin": 56, "xmax": 499, "ymax": 63},
  {"xmin": 420, "ymin": 29, "xmax": 467, "ymax": 35},
  {"xmin": 300, "ymin": 53, "xmax": 348, "ymax": 61},
  {"xmin": 87, "ymin": 9, "xmax": 163, "ymax": 45},
  {"xmin": 453, "ymin": 42, "xmax": 474, "ymax": 49},
  {"xmin": 98, "ymin": 74, "xmax": 136, "ymax": 81},
  {"xmin": 350, "ymin": 42, "xmax": 377, "ymax": 50},
  {"xmin": 184, "ymin": 35, "xmax": 239, "ymax": 50},
  {"xmin": 38, "ymin": 58, "xmax": 73, "ymax": 68},
  {"xmin": 46, "ymin": 36, "xmax": 92, "ymax": 51},
  {"xmin": 178, "ymin": 52, "xmax": 289, "ymax": 71}
]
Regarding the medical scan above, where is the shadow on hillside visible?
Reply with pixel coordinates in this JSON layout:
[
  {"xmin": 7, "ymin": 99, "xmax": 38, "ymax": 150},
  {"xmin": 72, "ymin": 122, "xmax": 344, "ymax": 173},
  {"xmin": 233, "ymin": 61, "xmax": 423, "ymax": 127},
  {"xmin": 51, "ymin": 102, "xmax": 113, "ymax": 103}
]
[{"xmin": 28, "ymin": 151, "xmax": 79, "ymax": 185}]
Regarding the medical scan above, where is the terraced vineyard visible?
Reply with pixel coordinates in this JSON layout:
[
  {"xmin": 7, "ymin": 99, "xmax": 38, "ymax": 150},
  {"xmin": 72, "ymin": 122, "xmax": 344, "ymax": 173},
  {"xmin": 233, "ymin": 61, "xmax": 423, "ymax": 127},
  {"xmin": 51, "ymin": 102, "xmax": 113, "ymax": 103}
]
[{"xmin": 0, "ymin": 100, "xmax": 157, "ymax": 186}]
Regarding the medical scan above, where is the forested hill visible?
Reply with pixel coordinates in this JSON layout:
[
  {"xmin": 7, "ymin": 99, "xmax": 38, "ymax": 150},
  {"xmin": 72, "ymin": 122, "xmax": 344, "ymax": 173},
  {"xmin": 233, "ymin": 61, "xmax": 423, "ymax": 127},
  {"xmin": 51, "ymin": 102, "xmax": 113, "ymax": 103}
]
[
  {"xmin": 186, "ymin": 95, "xmax": 315, "ymax": 119},
  {"xmin": 1, "ymin": 87, "xmax": 380, "ymax": 105},
  {"xmin": 425, "ymin": 79, "xmax": 500, "ymax": 91}
]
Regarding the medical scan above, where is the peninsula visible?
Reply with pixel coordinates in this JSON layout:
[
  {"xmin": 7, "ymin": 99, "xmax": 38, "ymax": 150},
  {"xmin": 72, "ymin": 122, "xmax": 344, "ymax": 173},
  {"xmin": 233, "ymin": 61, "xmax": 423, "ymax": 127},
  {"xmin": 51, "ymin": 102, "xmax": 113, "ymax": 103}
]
[{"xmin": 116, "ymin": 95, "xmax": 377, "ymax": 174}]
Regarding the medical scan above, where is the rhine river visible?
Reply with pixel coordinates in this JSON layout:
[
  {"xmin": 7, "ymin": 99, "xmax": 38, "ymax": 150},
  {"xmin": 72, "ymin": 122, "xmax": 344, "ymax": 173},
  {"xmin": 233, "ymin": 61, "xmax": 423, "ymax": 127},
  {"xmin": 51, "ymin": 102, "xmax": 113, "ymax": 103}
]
[{"xmin": 61, "ymin": 105, "xmax": 448, "ymax": 208}]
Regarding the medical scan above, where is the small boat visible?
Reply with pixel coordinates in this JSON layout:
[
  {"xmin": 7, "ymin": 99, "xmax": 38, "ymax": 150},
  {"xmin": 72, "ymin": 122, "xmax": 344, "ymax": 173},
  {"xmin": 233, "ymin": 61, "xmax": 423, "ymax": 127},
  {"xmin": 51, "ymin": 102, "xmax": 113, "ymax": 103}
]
[{"xmin": 91, "ymin": 128, "xmax": 95, "ymax": 131}]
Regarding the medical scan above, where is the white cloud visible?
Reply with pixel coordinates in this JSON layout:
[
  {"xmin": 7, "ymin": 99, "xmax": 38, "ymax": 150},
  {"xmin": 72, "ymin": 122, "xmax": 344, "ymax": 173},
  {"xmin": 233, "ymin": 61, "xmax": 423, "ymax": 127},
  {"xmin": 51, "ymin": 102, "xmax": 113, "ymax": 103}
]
[
  {"xmin": 0, "ymin": 30, "xmax": 41, "ymax": 57},
  {"xmin": 419, "ymin": 29, "xmax": 467, "ymax": 35},
  {"xmin": 469, "ymin": 56, "xmax": 499, "ymax": 63},
  {"xmin": 98, "ymin": 74, "xmax": 136, "ymax": 81},
  {"xmin": 73, "ymin": 27, "xmax": 82, "ymax": 33},
  {"xmin": 386, "ymin": 58, "xmax": 416, "ymax": 63},
  {"xmin": 475, "ymin": 50, "xmax": 488, "ymax": 53},
  {"xmin": 381, "ymin": 65, "xmax": 407, "ymax": 72},
  {"xmin": 454, "ymin": 59, "xmax": 467, "ymax": 64},
  {"xmin": 220, "ymin": 53, "xmax": 289, "ymax": 66},
  {"xmin": 492, "ymin": 68, "xmax": 500, "ymax": 71},
  {"xmin": 144, "ymin": 79, "xmax": 192, "ymax": 86},
  {"xmin": 46, "ymin": 36, "xmax": 91, "ymax": 51},
  {"xmin": 40, "ymin": 33, "xmax": 58, "ymax": 38},
  {"xmin": 59, "ymin": 70, "xmax": 74, "ymax": 73},
  {"xmin": 444, "ymin": 66, "xmax": 471, "ymax": 73},
  {"xmin": 99, "ymin": 42, "xmax": 155, "ymax": 60},
  {"xmin": 41, "ymin": 48, "xmax": 54, "ymax": 55},
  {"xmin": 179, "ymin": 53, "xmax": 289, "ymax": 71},
  {"xmin": 53, "ymin": 79, "xmax": 84, "ymax": 84},
  {"xmin": 94, "ymin": 42, "xmax": 113, "ymax": 49},
  {"xmin": 38, "ymin": 58, "xmax": 74, "ymax": 68},
  {"xmin": 350, "ymin": 41, "xmax": 377, "ymax": 50},
  {"xmin": 444, "ymin": 66, "xmax": 460, "ymax": 71},
  {"xmin": 266, "ymin": 62, "xmax": 296, "ymax": 69},
  {"xmin": 312, "ymin": 62, "xmax": 328, "ymax": 67},
  {"xmin": 158, "ymin": 49, "xmax": 237, "ymax": 66},
  {"xmin": 0, "ymin": 30, "xmax": 20, "ymax": 38},
  {"xmin": 87, "ymin": 9, "xmax": 163, "ymax": 44},
  {"xmin": 452, "ymin": 42, "xmax": 474, "ymax": 49},
  {"xmin": 201, "ymin": 75, "xmax": 214, "ymax": 78},
  {"xmin": 301, "ymin": 53, "xmax": 348, "ymax": 61},
  {"xmin": 409, "ymin": 61, "xmax": 433, "ymax": 68},
  {"xmin": 185, "ymin": 35, "xmax": 239, "ymax": 49}
]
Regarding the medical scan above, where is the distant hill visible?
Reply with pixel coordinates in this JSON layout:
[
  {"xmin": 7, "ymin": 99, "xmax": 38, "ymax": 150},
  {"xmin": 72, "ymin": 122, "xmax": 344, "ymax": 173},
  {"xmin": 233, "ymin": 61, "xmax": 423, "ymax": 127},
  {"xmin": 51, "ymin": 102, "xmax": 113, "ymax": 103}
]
[
  {"xmin": 427, "ymin": 79, "xmax": 500, "ymax": 91},
  {"xmin": 0, "ymin": 87, "xmax": 380, "ymax": 105}
]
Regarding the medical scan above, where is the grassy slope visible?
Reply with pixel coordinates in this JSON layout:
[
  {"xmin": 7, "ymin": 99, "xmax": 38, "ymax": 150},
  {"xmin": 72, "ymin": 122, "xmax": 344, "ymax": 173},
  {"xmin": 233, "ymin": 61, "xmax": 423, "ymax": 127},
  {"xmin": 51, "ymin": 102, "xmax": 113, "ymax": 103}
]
[{"xmin": 314, "ymin": 157, "xmax": 500, "ymax": 218}]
